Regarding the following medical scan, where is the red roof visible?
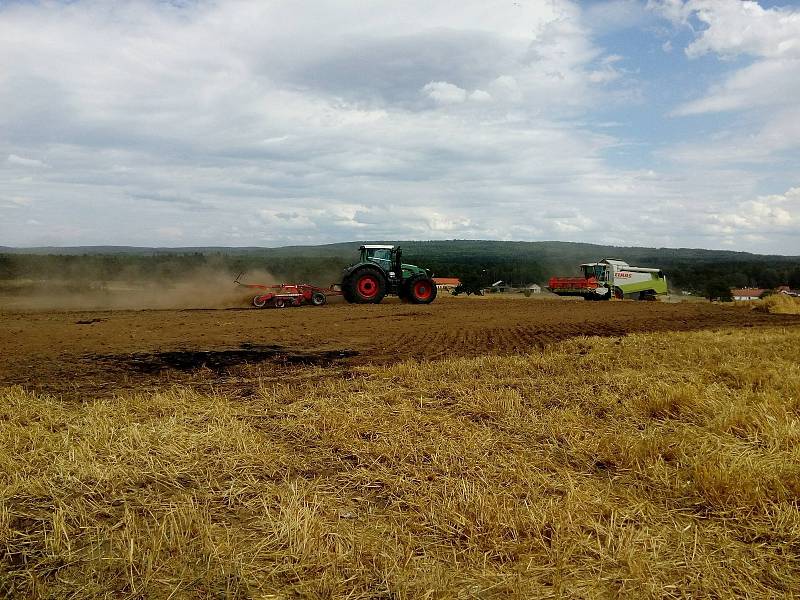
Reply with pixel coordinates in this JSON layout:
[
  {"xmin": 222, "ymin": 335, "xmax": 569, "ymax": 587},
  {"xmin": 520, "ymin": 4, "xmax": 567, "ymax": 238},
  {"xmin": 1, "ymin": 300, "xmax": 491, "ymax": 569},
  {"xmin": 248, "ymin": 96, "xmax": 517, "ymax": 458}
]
[
  {"xmin": 434, "ymin": 277, "xmax": 461, "ymax": 286},
  {"xmin": 731, "ymin": 288, "xmax": 765, "ymax": 298}
]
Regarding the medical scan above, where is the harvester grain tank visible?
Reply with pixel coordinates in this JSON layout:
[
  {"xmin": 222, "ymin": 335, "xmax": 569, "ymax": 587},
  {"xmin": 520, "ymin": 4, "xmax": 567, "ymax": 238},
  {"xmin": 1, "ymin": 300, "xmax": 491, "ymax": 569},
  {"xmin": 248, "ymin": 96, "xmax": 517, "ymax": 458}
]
[{"xmin": 548, "ymin": 258, "xmax": 667, "ymax": 301}]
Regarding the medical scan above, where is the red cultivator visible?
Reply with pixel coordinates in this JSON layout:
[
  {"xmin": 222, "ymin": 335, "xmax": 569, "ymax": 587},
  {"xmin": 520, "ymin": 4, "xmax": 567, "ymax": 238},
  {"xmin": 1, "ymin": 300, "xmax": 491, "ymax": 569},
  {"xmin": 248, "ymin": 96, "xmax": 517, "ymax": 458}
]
[{"xmin": 235, "ymin": 275, "xmax": 341, "ymax": 309}]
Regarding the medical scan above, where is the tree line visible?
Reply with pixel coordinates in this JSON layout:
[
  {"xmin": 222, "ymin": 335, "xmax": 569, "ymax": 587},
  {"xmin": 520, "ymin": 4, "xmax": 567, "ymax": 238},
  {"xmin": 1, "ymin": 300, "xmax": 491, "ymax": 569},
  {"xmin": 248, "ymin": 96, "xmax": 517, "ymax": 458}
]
[{"xmin": 2, "ymin": 250, "xmax": 799, "ymax": 299}]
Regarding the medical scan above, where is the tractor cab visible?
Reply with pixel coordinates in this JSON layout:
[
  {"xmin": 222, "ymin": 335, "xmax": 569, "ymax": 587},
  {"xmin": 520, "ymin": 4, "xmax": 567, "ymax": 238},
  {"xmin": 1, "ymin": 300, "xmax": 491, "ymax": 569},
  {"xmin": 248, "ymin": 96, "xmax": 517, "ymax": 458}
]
[{"xmin": 362, "ymin": 245, "xmax": 395, "ymax": 271}]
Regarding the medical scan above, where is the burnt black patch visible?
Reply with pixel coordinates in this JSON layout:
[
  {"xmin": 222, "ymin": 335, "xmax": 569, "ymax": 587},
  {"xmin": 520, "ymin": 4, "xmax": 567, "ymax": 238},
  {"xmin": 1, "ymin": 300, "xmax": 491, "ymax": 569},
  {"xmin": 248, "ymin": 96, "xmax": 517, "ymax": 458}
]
[{"xmin": 84, "ymin": 344, "xmax": 358, "ymax": 374}]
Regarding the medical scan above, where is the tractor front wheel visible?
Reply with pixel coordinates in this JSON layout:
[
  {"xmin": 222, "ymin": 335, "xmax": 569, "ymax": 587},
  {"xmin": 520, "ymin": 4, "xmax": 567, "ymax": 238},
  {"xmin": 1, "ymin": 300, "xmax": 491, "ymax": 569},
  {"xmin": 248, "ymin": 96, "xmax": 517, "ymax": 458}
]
[
  {"xmin": 344, "ymin": 267, "xmax": 387, "ymax": 304},
  {"xmin": 405, "ymin": 275, "xmax": 438, "ymax": 304}
]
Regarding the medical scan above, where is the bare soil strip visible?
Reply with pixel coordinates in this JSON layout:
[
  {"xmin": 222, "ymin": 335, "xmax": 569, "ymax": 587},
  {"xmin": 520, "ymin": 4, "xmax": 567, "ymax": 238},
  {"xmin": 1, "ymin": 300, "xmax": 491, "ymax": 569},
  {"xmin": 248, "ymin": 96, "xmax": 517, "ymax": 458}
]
[{"xmin": 2, "ymin": 297, "xmax": 798, "ymax": 396}]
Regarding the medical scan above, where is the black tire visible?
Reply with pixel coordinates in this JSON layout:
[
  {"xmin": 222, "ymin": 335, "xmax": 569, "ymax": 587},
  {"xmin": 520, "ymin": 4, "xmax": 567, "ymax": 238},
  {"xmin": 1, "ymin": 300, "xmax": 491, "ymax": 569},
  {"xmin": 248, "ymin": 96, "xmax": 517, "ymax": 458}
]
[
  {"xmin": 253, "ymin": 295, "xmax": 267, "ymax": 308},
  {"xmin": 341, "ymin": 279, "xmax": 355, "ymax": 303},
  {"xmin": 343, "ymin": 267, "xmax": 387, "ymax": 304},
  {"xmin": 273, "ymin": 298, "xmax": 286, "ymax": 308},
  {"xmin": 311, "ymin": 292, "xmax": 327, "ymax": 306},
  {"xmin": 405, "ymin": 275, "xmax": 438, "ymax": 304}
]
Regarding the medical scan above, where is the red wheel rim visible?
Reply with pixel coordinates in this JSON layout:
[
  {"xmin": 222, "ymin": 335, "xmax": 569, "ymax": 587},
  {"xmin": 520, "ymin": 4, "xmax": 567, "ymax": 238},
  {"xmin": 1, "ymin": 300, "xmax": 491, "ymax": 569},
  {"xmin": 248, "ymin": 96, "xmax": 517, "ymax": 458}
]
[
  {"xmin": 413, "ymin": 280, "xmax": 432, "ymax": 300},
  {"xmin": 357, "ymin": 275, "xmax": 379, "ymax": 298}
]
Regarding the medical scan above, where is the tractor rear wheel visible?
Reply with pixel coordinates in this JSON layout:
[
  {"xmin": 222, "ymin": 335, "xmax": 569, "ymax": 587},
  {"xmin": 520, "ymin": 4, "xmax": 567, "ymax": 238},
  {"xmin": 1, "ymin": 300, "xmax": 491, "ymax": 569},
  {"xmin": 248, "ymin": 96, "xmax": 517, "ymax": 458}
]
[
  {"xmin": 405, "ymin": 275, "xmax": 437, "ymax": 304},
  {"xmin": 344, "ymin": 267, "xmax": 387, "ymax": 304}
]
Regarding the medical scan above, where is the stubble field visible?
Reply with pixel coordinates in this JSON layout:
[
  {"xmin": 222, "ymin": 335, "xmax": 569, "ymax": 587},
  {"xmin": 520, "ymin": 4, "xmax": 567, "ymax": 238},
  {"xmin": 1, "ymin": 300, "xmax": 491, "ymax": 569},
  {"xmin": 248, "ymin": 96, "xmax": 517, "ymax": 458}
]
[{"xmin": 2, "ymin": 296, "xmax": 800, "ymax": 598}]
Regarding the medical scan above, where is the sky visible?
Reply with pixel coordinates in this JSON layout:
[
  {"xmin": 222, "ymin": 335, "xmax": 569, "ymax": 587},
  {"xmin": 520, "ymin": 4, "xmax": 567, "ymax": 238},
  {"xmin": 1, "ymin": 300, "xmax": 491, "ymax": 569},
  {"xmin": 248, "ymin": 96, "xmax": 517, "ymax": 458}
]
[{"xmin": 0, "ymin": 0, "xmax": 799, "ymax": 253}]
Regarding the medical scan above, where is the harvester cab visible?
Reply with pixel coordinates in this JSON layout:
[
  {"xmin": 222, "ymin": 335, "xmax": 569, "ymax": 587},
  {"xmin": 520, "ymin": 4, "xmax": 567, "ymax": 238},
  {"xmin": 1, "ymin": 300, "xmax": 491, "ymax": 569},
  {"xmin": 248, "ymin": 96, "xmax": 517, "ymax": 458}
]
[
  {"xmin": 340, "ymin": 244, "xmax": 438, "ymax": 304},
  {"xmin": 581, "ymin": 262, "xmax": 610, "ymax": 283}
]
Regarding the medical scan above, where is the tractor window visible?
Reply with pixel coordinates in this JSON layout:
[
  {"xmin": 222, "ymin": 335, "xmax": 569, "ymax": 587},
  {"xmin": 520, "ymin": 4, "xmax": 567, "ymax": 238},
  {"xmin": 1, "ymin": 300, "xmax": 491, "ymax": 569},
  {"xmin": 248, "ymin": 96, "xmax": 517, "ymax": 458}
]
[{"xmin": 367, "ymin": 248, "xmax": 392, "ymax": 264}]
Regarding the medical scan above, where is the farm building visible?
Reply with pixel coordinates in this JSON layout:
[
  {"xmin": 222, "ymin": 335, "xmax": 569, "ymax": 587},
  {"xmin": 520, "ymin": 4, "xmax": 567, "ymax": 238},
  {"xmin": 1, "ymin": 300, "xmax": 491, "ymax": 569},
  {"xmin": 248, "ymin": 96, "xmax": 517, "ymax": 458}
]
[
  {"xmin": 489, "ymin": 280, "xmax": 512, "ymax": 293},
  {"xmin": 433, "ymin": 277, "xmax": 460, "ymax": 291},
  {"xmin": 731, "ymin": 288, "xmax": 766, "ymax": 301},
  {"xmin": 488, "ymin": 281, "xmax": 542, "ymax": 294}
]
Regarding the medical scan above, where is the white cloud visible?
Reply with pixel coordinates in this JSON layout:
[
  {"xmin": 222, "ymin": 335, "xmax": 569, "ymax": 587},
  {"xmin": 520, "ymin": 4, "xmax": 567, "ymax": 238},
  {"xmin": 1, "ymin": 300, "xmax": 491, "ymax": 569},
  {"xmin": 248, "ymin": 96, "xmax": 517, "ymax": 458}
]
[
  {"xmin": 469, "ymin": 89, "xmax": 492, "ymax": 103},
  {"xmin": 0, "ymin": 0, "xmax": 795, "ymax": 253},
  {"xmin": 422, "ymin": 81, "xmax": 468, "ymax": 105},
  {"xmin": 652, "ymin": 0, "xmax": 800, "ymax": 200},
  {"xmin": 588, "ymin": 55, "xmax": 624, "ymax": 84},
  {"xmin": 0, "ymin": 0, "xmax": 650, "ymax": 248},
  {"xmin": 665, "ymin": 106, "xmax": 800, "ymax": 165},
  {"xmin": 656, "ymin": 1, "xmax": 800, "ymax": 116},
  {"xmin": 672, "ymin": 59, "xmax": 800, "ymax": 115},
  {"xmin": 705, "ymin": 187, "xmax": 799, "ymax": 235},
  {"xmin": 680, "ymin": 1, "xmax": 800, "ymax": 59},
  {"xmin": 7, "ymin": 154, "xmax": 45, "ymax": 168}
]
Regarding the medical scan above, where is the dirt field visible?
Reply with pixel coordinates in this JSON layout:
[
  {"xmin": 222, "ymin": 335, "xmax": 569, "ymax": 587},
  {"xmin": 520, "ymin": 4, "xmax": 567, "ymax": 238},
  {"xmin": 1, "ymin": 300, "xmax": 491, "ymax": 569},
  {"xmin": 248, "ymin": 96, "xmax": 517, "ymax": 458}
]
[{"xmin": 2, "ymin": 295, "xmax": 798, "ymax": 396}]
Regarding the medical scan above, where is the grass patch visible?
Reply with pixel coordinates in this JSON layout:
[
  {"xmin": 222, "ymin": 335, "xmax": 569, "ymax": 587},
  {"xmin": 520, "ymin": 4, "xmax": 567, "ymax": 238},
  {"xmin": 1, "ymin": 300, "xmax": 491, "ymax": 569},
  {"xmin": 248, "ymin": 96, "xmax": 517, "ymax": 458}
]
[
  {"xmin": 754, "ymin": 294, "xmax": 800, "ymax": 315},
  {"xmin": 2, "ymin": 328, "xmax": 800, "ymax": 597}
]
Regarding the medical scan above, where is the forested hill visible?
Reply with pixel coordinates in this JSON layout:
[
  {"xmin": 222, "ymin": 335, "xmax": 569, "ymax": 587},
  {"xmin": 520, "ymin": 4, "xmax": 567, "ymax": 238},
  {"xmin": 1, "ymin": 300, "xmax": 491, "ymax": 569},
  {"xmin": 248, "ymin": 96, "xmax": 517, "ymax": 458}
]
[{"xmin": 2, "ymin": 240, "xmax": 800, "ymax": 293}]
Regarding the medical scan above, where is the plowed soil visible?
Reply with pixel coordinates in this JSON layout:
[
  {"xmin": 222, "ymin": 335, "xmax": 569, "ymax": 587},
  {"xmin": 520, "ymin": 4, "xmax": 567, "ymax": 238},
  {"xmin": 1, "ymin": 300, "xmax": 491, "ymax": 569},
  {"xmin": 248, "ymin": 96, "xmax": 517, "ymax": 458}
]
[{"xmin": 2, "ymin": 296, "xmax": 798, "ymax": 397}]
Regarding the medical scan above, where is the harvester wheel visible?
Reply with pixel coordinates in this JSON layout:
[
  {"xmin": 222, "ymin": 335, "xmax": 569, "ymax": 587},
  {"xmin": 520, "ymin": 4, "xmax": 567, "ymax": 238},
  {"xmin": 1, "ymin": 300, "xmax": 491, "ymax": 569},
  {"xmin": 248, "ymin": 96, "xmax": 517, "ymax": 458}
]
[
  {"xmin": 253, "ymin": 295, "xmax": 267, "ymax": 308},
  {"xmin": 613, "ymin": 287, "xmax": 624, "ymax": 300},
  {"xmin": 311, "ymin": 292, "xmax": 327, "ymax": 306},
  {"xmin": 405, "ymin": 275, "xmax": 438, "ymax": 304},
  {"xmin": 344, "ymin": 267, "xmax": 387, "ymax": 304},
  {"xmin": 273, "ymin": 298, "xmax": 286, "ymax": 308}
]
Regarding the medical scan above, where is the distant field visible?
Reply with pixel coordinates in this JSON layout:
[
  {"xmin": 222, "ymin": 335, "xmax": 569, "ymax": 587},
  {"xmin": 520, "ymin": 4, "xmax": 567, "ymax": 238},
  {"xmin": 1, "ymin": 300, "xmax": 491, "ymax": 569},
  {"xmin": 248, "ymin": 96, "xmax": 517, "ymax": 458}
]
[{"xmin": 2, "ymin": 296, "xmax": 800, "ymax": 597}]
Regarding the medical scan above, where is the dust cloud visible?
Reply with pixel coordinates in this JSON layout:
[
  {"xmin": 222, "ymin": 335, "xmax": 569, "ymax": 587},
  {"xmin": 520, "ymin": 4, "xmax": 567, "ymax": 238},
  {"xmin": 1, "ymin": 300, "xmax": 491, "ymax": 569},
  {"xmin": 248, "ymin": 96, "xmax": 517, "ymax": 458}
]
[{"xmin": 0, "ymin": 269, "xmax": 281, "ymax": 311}]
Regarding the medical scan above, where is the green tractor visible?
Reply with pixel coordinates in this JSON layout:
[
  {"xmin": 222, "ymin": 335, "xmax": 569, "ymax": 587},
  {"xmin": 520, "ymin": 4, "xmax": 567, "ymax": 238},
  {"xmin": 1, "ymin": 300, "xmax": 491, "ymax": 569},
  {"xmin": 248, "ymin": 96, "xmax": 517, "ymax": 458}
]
[{"xmin": 340, "ymin": 245, "xmax": 438, "ymax": 304}]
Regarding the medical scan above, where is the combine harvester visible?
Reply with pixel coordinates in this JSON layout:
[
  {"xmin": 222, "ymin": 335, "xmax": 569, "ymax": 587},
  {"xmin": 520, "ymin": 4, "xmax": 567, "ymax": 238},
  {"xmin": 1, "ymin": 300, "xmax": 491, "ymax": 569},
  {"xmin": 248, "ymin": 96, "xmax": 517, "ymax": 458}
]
[{"xmin": 548, "ymin": 258, "xmax": 667, "ymax": 301}]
